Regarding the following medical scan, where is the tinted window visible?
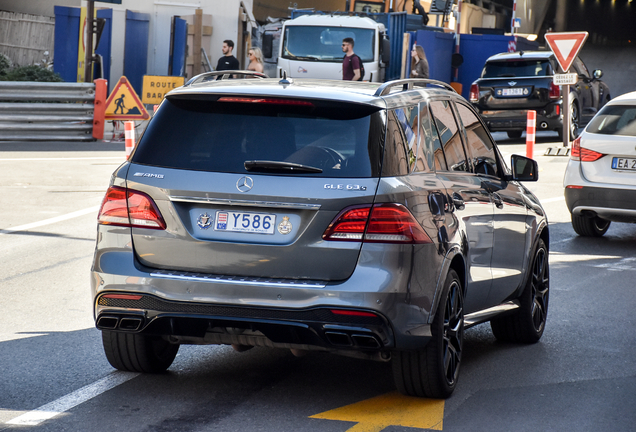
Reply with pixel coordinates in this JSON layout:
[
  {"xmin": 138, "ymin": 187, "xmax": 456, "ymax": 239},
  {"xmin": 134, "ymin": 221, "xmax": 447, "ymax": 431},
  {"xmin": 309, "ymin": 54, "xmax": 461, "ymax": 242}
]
[
  {"xmin": 430, "ymin": 100, "xmax": 469, "ymax": 172},
  {"xmin": 134, "ymin": 97, "xmax": 383, "ymax": 178},
  {"xmin": 586, "ymin": 105, "xmax": 636, "ymax": 136},
  {"xmin": 382, "ymin": 110, "xmax": 410, "ymax": 176},
  {"xmin": 482, "ymin": 60, "xmax": 551, "ymax": 78},
  {"xmin": 282, "ymin": 26, "xmax": 374, "ymax": 62},
  {"xmin": 455, "ymin": 103, "xmax": 500, "ymax": 177},
  {"xmin": 415, "ymin": 102, "xmax": 435, "ymax": 173}
]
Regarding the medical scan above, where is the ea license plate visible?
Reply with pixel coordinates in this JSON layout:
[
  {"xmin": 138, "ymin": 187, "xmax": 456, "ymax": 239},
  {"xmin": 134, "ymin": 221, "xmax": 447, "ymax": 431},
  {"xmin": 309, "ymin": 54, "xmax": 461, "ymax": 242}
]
[
  {"xmin": 214, "ymin": 211, "xmax": 276, "ymax": 234},
  {"xmin": 612, "ymin": 157, "xmax": 636, "ymax": 171},
  {"xmin": 501, "ymin": 87, "xmax": 525, "ymax": 96}
]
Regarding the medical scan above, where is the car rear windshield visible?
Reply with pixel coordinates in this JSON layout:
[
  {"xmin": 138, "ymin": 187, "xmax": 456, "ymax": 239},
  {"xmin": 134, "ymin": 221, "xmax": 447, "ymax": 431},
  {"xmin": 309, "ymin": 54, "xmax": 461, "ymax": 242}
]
[
  {"xmin": 586, "ymin": 104, "xmax": 636, "ymax": 136},
  {"xmin": 482, "ymin": 60, "xmax": 552, "ymax": 78},
  {"xmin": 133, "ymin": 96, "xmax": 384, "ymax": 178}
]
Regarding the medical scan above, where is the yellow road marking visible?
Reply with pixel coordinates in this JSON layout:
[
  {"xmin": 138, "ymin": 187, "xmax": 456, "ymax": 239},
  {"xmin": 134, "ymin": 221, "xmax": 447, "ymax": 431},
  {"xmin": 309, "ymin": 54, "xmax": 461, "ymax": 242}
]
[{"xmin": 310, "ymin": 391, "xmax": 445, "ymax": 431}]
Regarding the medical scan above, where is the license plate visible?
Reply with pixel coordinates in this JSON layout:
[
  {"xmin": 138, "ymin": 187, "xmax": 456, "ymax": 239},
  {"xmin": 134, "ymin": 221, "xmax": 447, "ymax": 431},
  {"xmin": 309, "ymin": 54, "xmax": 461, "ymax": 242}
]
[
  {"xmin": 611, "ymin": 157, "xmax": 636, "ymax": 171},
  {"xmin": 214, "ymin": 211, "xmax": 276, "ymax": 234},
  {"xmin": 501, "ymin": 88, "xmax": 525, "ymax": 96}
]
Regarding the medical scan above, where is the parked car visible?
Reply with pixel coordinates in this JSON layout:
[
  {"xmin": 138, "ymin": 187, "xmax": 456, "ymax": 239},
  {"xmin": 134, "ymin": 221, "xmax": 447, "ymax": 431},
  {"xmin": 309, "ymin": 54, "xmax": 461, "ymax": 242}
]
[
  {"xmin": 470, "ymin": 51, "xmax": 610, "ymax": 140},
  {"xmin": 564, "ymin": 91, "xmax": 636, "ymax": 236},
  {"xmin": 92, "ymin": 72, "xmax": 550, "ymax": 399}
]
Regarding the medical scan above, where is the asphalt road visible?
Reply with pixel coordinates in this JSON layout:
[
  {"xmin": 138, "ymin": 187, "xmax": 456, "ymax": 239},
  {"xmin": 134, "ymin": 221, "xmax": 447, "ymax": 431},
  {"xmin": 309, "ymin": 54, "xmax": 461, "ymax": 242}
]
[{"xmin": 1, "ymin": 134, "xmax": 635, "ymax": 432}]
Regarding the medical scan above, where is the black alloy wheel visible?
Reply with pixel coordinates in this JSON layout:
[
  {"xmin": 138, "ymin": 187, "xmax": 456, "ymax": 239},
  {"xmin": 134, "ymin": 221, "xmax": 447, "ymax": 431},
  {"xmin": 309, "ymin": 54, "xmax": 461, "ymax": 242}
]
[
  {"xmin": 392, "ymin": 269, "xmax": 464, "ymax": 398},
  {"xmin": 491, "ymin": 239, "xmax": 549, "ymax": 343}
]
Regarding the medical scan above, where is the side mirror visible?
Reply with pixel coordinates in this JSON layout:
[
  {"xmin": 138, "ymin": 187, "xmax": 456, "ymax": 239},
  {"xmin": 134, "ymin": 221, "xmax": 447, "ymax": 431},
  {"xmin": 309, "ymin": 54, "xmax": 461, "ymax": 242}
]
[
  {"xmin": 593, "ymin": 69, "xmax": 603, "ymax": 80},
  {"xmin": 510, "ymin": 154, "xmax": 538, "ymax": 182},
  {"xmin": 262, "ymin": 33, "xmax": 274, "ymax": 59},
  {"xmin": 381, "ymin": 38, "xmax": 391, "ymax": 64}
]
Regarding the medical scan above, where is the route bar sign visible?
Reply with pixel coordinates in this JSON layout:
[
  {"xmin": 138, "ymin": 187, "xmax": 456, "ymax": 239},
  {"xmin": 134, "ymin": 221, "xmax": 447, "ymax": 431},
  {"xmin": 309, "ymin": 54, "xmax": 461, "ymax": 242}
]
[
  {"xmin": 105, "ymin": 76, "xmax": 150, "ymax": 120},
  {"xmin": 544, "ymin": 31, "xmax": 588, "ymax": 73},
  {"xmin": 553, "ymin": 73, "xmax": 578, "ymax": 86},
  {"xmin": 142, "ymin": 75, "xmax": 185, "ymax": 105}
]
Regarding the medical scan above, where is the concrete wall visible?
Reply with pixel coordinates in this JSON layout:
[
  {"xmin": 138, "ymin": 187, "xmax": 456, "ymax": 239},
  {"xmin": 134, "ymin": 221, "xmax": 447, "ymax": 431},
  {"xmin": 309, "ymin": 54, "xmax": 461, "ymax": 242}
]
[
  {"xmin": 578, "ymin": 45, "xmax": 636, "ymax": 99},
  {"xmin": 0, "ymin": 0, "xmax": 79, "ymax": 17}
]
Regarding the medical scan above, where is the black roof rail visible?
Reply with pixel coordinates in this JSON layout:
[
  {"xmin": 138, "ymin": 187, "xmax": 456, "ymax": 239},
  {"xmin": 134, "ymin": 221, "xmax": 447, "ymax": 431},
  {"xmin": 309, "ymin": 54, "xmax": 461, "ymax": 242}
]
[
  {"xmin": 185, "ymin": 70, "xmax": 268, "ymax": 86},
  {"xmin": 374, "ymin": 79, "xmax": 457, "ymax": 96}
]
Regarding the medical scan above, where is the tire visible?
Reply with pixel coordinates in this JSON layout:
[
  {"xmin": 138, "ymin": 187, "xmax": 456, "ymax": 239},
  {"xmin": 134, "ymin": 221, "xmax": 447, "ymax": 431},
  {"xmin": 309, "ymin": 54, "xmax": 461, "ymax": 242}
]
[
  {"xmin": 392, "ymin": 269, "xmax": 464, "ymax": 399},
  {"xmin": 558, "ymin": 100, "xmax": 580, "ymax": 142},
  {"xmin": 506, "ymin": 130, "xmax": 523, "ymax": 139},
  {"xmin": 490, "ymin": 239, "xmax": 549, "ymax": 343},
  {"xmin": 571, "ymin": 214, "xmax": 611, "ymax": 237},
  {"xmin": 102, "ymin": 330, "xmax": 179, "ymax": 373}
]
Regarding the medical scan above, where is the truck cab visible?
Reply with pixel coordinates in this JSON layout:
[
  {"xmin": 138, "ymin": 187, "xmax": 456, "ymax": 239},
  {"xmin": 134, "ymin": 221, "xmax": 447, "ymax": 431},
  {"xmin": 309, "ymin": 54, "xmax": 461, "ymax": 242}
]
[{"xmin": 276, "ymin": 14, "xmax": 388, "ymax": 82}]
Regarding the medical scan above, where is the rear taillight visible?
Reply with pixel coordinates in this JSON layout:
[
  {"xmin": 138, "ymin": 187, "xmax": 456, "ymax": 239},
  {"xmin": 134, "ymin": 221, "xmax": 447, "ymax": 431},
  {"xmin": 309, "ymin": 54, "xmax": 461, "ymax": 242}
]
[
  {"xmin": 549, "ymin": 82, "xmax": 560, "ymax": 99},
  {"xmin": 98, "ymin": 186, "xmax": 166, "ymax": 229},
  {"xmin": 323, "ymin": 204, "xmax": 432, "ymax": 244},
  {"xmin": 469, "ymin": 83, "xmax": 479, "ymax": 103},
  {"xmin": 570, "ymin": 137, "xmax": 605, "ymax": 162}
]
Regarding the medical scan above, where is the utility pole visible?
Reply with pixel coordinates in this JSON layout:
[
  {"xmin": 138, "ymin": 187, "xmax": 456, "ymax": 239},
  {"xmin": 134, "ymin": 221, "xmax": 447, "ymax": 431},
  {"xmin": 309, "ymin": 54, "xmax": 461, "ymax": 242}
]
[{"xmin": 84, "ymin": 0, "xmax": 95, "ymax": 83}]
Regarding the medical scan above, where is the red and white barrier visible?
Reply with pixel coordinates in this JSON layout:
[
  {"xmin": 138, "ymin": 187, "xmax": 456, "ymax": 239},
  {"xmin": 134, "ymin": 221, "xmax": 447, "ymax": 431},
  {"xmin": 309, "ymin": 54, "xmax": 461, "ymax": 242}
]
[
  {"xmin": 124, "ymin": 121, "xmax": 135, "ymax": 159},
  {"xmin": 526, "ymin": 110, "xmax": 536, "ymax": 159}
]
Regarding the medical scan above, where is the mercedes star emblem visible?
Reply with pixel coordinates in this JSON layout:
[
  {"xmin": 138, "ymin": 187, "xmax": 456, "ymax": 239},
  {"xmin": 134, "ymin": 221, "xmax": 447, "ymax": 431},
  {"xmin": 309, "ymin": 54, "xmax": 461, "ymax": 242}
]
[{"xmin": 236, "ymin": 176, "xmax": 254, "ymax": 192}]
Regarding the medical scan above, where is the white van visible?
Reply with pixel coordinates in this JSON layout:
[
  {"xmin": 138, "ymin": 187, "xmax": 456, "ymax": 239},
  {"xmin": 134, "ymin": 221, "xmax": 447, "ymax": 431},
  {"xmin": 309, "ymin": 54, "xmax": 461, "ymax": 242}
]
[{"xmin": 276, "ymin": 14, "xmax": 390, "ymax": 82}]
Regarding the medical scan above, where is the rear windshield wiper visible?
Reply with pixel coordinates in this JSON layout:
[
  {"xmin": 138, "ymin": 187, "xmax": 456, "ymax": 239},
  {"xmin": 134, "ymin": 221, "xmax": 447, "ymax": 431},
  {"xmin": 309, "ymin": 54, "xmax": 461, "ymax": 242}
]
[{"xmin": 245, "ymin": 160, "xmax": 323, "ymax": 173}]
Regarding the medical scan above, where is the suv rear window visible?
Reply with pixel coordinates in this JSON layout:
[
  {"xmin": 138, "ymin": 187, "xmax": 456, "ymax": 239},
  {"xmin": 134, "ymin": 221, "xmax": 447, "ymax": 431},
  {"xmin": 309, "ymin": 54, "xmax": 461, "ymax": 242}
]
[
  {"xmin": 586, "ymin": 105, "xmax": 636, "ymax": 136},
  {"xmin": 482, "ymin": 60, "xmax": 552, "ymax": 78},
  {"xmin": 133, "ymin": 97, "xmax": 383, "ymax": 178}
]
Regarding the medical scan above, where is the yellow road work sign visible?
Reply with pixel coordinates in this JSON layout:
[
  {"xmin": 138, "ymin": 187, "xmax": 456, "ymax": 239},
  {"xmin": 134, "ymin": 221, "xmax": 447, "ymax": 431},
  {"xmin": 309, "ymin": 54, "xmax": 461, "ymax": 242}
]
[
  {"xmin": 105, "ymin": 76, "xmax": 150, "ymax": 120},
  {"xmin": 310, "ymin": 392, "xmax": 445, "ymax": 431},
  {"xmin": 142, "ymin": 75, "xmax": 185, "ymax": 105}
]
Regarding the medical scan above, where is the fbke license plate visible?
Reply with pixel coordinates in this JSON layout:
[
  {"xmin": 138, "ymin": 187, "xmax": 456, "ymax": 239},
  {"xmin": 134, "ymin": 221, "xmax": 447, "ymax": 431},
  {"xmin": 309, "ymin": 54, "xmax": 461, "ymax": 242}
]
[
  {"xmin": 215, "ymin": 211, "xmax": 276, "ymax": 234},
  {"xmin": 611, "ymin": 157, "xmax": 636, "ymax": 171},
  {"xmin": 501, "ymin": 88, "xmax": 525, "ymax": 96}
]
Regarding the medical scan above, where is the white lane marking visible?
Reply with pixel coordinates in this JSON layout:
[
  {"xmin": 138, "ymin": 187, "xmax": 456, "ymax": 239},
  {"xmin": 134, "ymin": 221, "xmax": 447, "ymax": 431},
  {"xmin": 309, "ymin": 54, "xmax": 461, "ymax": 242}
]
[
  {"xmin": 540, "ymin": 196, "xmax": 565, "ymax": 204},
  {"xmin": 0, "ymin": 205, "xmax": 100, "ymax": 235},
  {"xmin": 0, "ymin": 157, "xmax": 122, "ymax": 161},
  {"xmin": 5, "ymin": 371, "xmax": 139, "ymax": 426}
]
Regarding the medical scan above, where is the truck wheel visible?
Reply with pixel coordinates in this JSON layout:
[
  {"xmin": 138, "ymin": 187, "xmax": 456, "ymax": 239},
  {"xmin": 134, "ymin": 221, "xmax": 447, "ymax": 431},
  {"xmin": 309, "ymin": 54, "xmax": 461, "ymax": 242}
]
[
  {"xmin": 102, "ymin": 331, "xmax": 179, "ymax": 373},
  {"xmin": 490, "ymin": 239, "xmax": 549, "ymax": 343},
  {"xmin": 571, "ymin": 214, "xmax": 610, "ymax": 237},
  {"xmin": 507, "ymin": 130, "xmax": 523, "ymax": 139},
  {"xmin": 392, "ymin": 269, "xmax": 463, "ymax": 398}
]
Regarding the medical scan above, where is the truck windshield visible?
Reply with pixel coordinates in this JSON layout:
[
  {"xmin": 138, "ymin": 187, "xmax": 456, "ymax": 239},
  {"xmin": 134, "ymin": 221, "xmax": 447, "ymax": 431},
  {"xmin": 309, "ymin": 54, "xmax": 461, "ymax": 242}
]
[
  {"xmin": 482, "ymin": 60, "xmax": 552, "ymax": 78},
  {"xmin": 282, "ymin": 26, "xmax": 374, "ymax": 62}
]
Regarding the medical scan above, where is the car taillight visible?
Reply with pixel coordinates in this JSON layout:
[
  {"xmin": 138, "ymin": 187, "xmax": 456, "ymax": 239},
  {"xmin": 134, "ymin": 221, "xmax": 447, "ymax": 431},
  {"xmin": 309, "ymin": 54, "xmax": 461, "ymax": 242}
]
[
  {"xmin": 323, "ymin": 204, "xmax": 432, "ymax": 244},
  {"xmin": 469, "ymin": 83, "xmax": 479, "ymax": 103},
  {"xmin": 570, "ymin": 137, "xmax": 605, "ymax": 162},
  {"xmin": 549, "ymin": 82, "xmax": 560, "ymax": 99},
  {"xmin": 98, "ymin": 186, "xmax": 166, "ymax": 229},
  {"xmin": 218, "ymin": 96, "xmax": 313, "ymax": 106}
]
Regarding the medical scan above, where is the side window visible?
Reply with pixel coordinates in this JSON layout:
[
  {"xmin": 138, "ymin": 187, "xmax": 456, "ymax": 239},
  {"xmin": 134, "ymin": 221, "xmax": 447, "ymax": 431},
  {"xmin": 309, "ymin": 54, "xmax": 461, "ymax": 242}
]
[
  {"xmin": 455, "ymin": 103, "xmax": 500, "ymax": 177},
  {"xmin": 573, "ymin": 57, "xmax": 590, "ymax": 79},
  {"xmin": 382, "ymin": 110, "xmax": 410, "ymax": 176},
  {"xmin": 394, "ymin": 106, "xmax": 419, "ymax": 172},
  {"xmin": 430, "ymin": 100, "xmax": 469, "ymax": 172},
  {"xmin": 415, "ymin": 102, "xmax": 436, "ymax": 172}
]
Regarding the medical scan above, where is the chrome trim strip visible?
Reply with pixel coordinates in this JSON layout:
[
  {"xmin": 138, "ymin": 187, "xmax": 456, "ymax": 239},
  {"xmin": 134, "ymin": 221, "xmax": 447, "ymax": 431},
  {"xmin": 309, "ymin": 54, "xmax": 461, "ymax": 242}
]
[
  {"xmin": 169, "ymin": 196, "xmax": 321, "ymax": 210},
  {"xmin": 149, "ymin": 271, "xmax": 327, "ymax": 289}
]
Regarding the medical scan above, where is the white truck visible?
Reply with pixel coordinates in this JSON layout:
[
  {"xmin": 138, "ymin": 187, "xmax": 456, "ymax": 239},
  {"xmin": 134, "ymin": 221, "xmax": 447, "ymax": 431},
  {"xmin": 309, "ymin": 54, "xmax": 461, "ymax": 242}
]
[{"xmin": 275, "ymin": 14, "xmax": 390, "ymax": 82}]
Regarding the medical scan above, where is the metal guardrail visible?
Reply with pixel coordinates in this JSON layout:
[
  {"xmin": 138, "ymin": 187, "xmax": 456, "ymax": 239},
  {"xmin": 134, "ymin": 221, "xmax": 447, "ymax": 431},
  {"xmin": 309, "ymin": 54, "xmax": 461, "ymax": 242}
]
[{"xmin": 0, "ymin": 81, "xmax": 97, "ymax": 141}]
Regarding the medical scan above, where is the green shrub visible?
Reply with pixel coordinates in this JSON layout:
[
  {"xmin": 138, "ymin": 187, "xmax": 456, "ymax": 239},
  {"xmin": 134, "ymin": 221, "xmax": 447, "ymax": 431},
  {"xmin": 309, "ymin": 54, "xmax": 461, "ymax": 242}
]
[
  {"xmin": 0, "ymin": 53, "xmax": 12, "ymax": 76},
  {"xmin": 1, "ymin": 65, "xmax": 63, "ymax": 82}
]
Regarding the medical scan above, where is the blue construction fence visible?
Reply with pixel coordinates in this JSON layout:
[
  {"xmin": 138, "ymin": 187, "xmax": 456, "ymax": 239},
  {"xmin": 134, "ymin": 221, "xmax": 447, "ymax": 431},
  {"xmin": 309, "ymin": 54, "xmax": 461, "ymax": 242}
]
[{"xmin": 408, "ymin": 30, "xmax": 539, "ymax": 99}]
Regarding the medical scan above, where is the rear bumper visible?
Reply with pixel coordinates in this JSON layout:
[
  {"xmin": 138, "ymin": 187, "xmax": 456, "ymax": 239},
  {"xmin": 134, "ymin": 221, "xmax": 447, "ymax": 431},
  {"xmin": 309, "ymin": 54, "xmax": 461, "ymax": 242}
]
[
  {"xmin": 565, "ymin": 185, "xmax": 636, "ymax": 223},
  {"xmin": 478, "ymin": 103, "xmax": 561, "ymax": 132},
  {"xmin": 91, "ymin": 226, "xmax": 442, "ymax": 353}
]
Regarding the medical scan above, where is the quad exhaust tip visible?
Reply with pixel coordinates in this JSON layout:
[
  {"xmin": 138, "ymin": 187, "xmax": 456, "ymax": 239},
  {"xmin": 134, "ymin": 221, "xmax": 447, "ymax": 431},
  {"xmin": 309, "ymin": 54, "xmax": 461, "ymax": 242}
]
[
  {"xmin": 325, "ymin": 331, "xmax": 381, "ymax": 349},
  {"xmin": 96, "ymin": 315, "xmax": 143, "ymax": 332}
]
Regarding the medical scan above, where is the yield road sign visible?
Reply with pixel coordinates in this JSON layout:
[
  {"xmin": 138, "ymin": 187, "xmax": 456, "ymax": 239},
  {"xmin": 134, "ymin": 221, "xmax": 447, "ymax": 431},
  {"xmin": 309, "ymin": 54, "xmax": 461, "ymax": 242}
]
[
  {"xmin": 105, "ymin": 76, "xmax": 150, "ymax": 120},
  {"xmin": 544, "ymin": 31, "xmax": 588, "ymax": 72}
]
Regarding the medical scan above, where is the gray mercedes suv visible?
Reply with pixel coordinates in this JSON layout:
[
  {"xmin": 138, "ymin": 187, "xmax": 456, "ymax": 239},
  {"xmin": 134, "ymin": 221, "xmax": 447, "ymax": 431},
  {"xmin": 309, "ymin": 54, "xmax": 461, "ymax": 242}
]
[{"xmin": 91, "ymin": 72, "xmax": 550, "ymax": 399}]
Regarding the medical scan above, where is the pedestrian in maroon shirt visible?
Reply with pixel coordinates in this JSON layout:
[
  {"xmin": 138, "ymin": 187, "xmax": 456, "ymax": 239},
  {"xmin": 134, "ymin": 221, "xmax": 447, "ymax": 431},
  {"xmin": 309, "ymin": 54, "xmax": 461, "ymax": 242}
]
[{"xmin": 342, "ymin": 37, "xmax": 361, "ymax": 81}]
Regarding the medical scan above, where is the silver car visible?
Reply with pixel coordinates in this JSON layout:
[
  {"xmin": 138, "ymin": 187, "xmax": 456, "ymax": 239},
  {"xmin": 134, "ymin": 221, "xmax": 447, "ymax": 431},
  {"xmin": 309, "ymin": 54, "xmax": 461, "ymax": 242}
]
[{"xmin": 92, "ymin": 72, "xmax": 549, "ymax": 399}]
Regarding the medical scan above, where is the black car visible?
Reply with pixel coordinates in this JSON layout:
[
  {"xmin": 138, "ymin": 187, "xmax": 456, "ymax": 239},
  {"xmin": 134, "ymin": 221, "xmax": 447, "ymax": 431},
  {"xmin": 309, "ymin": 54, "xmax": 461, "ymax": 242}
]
[{"xmin": 469, "ymin": 51, "xmax": 610, "ymax": 140}]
